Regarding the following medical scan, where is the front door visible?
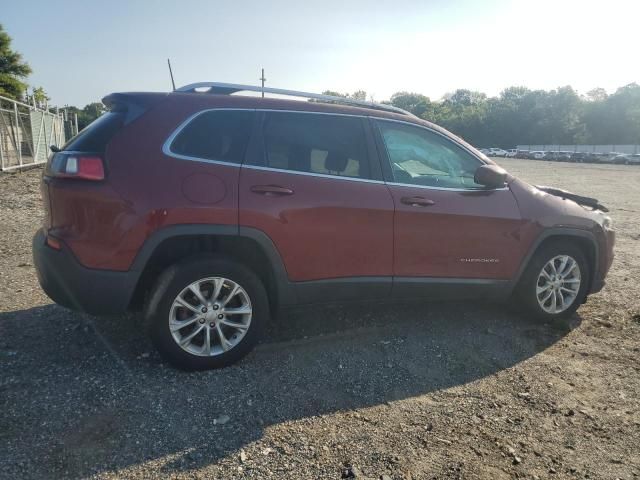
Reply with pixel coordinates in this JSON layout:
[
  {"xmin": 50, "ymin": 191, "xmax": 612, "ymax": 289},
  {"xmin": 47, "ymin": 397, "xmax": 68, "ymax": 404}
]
[
  {"xmin": 373, "ymin": 119, "xmax": 526, "ymax": 282},
  {"xmin": 240, "ymin": 111, "xmax": 394, "ymax": 300}
]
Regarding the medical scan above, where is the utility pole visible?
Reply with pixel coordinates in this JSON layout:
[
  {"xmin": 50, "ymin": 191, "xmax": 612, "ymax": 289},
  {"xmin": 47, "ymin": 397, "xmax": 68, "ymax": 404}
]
[
  {"xmin": 259, "ymin": 68, "xmax": 266, "ymax": 98},
  {"xmin": 167, "ymin": 58, "xmax": 176, "ymax": 91}
]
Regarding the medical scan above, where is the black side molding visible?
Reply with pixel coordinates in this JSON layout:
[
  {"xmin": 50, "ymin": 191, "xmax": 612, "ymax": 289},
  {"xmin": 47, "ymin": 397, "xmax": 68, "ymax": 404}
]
[
  {"xmin": 293, "ymin": 276, "xmax": 510, "ymax": 305},
  {"xmin": 129, "ymin": 224, "xmax": 297, "ymax": 307},
  {"xmin": 510, "ymin": 227, "xmax": 601, "ymax": 294},
  {"xmin": 392, "ymin": 277, "xmax": 511, "ymax": 300}
]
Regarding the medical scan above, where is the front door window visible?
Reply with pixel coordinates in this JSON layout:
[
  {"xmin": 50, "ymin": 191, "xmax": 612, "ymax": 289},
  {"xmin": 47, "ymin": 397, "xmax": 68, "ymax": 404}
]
[{"xmin": 378, "ymin": 121, "xmax": 484, "ymax": 190}]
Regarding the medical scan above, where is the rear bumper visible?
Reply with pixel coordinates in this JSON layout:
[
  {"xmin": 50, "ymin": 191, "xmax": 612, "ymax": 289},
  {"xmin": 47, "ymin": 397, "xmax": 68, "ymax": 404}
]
[{"xmin": 32, "ymin": 229, "xmax": 136, "ymax": 315}]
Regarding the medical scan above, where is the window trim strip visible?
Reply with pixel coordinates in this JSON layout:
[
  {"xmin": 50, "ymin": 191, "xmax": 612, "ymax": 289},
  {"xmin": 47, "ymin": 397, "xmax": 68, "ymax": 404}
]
[
  {"xmin": 161, "ymin": 108, "xmax": 506, "ymax": 192},
  {"xmin": 242, "ymin": 164, "xmax": 387, "ymax": 184},
  {"xmin": 161, "ymin": 108, "xmax": 256, "ymax": 166},
  {"xmin": 371, "ymin": 117, "xmax": 492, "ymax": 167},
  {"xmin": 384, "ymin": 180, "xmax": 509, "ymax": 192}
]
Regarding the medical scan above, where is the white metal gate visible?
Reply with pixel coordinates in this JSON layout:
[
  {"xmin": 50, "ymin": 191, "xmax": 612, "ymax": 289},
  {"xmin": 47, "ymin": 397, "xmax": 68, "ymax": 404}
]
[{"xmin": 0, "ymin": 95, "xmax": 66, "ymax": 171}]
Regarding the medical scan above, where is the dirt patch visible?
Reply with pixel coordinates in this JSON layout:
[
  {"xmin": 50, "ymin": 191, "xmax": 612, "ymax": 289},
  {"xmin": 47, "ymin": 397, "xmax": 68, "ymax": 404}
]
[{"xmin": 1, "ymin": 161, "xmax": 639, "ymax": 479}]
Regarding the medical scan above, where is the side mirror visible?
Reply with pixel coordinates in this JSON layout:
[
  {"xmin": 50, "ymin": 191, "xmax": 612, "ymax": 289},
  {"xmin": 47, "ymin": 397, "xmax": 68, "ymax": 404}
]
[{"xmin": 474, "ymin": 164, "xmax": 508, "ymax": 189}]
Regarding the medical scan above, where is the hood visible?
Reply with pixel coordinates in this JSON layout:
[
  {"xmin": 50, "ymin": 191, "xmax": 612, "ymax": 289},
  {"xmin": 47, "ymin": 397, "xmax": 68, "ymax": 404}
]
[{"xmin": 534, "ymin": 185, "xmax": 609, "ymax": 213}]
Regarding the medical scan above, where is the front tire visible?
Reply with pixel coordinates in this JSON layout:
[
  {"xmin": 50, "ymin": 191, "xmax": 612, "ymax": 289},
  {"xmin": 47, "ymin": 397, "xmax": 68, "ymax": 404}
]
[
  {"xmin": 145, "ymin": 256, "xmax": 269, "ymax": 370},
  {"xmin": 517, "ymin": 241, "xmax": 590, "ymax": 321}
]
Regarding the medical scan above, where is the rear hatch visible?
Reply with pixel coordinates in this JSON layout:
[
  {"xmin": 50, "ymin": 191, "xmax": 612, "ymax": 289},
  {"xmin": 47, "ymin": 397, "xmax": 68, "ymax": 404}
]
[{"xmin": 42, "ymin": 92, "xmax": 166, "ymax": 230}]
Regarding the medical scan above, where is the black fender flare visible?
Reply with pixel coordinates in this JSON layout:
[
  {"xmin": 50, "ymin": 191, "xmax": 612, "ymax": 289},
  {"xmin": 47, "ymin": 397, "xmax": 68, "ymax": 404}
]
[
  {"xmin": 129, "ymin": 224, "xmax": 297, "ymax": 306},
  {"xmin": 509, "ymin": 227, "xmax": 600, "ymax": 294}
]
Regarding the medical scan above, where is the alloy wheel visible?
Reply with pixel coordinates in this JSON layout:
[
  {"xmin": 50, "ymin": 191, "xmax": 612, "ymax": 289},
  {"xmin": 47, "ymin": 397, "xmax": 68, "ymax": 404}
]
[
  {"xmin": 536, "ymin": 255, "xmax": 581, "ymax": 314},
  {"xmin": 169, "ymin": 277, "xmax": 252, "ymax": 356}
]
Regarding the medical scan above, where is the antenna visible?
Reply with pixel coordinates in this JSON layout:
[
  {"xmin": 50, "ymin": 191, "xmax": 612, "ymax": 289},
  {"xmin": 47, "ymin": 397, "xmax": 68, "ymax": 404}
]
[
  {"xmin": 259, "ymin": 68, "xmax": 266, "ymax": 98},
  {"xmin": 167, "ymin": 58, "xmax": 176, "ymax": 91}
]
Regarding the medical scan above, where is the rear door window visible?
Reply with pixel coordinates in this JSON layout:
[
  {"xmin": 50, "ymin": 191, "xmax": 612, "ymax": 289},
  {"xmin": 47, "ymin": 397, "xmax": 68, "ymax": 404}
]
[
  {"xmin": 254, "ymin": 112, "xmax": 371, "ymax": 179},
  {"xmin": 169, "ymin": 110, "xmax": 254, "ymax": 164}
]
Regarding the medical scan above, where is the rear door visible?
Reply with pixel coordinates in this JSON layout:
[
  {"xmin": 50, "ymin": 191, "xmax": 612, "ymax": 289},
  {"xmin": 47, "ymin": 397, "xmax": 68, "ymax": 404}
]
[
  {"xmin": 239, "ymin": 111, "xmax": 394, "ymax": 300},
  {"xmin": 373, "ymin": 119, "xmax": 525, "ymax": 284}
]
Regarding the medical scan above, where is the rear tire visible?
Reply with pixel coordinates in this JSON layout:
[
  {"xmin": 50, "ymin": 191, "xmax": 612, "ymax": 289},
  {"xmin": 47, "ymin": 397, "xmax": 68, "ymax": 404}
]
[
  {"xmin": 145, "ymin": 256, "xmax": 269, "ymax": 370},
  {"xmin": 517, "ymin": 241, "xmax": 590, "ymax": 322}
]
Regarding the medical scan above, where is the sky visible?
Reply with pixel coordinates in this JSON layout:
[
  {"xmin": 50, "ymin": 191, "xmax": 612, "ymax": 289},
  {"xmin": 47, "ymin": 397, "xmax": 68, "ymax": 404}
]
[{"xmin": 2, "ymin": 0, "xmax": 639, "ymax": 107}]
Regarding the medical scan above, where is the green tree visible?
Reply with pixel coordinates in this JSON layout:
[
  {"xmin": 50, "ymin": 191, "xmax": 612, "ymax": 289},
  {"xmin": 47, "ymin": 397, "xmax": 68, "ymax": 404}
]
[
  {"xmin": 321, "ymin": 90, "xmax": 346, "ymax": 98},
  {"xmin": 61, "ymin": 102, "xmax": 105, "ymax": 131},
  {"xmin": 388, "ymin": 91, "xmax": 433, "ymax": 117},
  {"xmin": 436, "ymin": 89, "xmax": 489, "ymax": 146},
  {"xmin": 584, "ymin": 83, "xmax": 640, "ymax": 144},
  {"xmin": 330, "ymin": 83, "xmax": 640, "ymax": 147},
  {"xmin": 0, "ymin": 24, "xmax": 31, "ymax": 100},
  {"xmin": 586, "ymin": 87, "xmax": 608, "ymax": 102},
  {"xmin": 32, "ymin": 86, "xmax": 50, "ymax": 109},
  {"xmin": 78, "ymin": 102, "xmax": 105, "ymax": 129},
  {"xmin": 444, "ymin": 89, "xmax": 487, "ymax": 107},
  {"xmin": 321, "ymin": 90, "xmax": 367, "ymax": 100}
]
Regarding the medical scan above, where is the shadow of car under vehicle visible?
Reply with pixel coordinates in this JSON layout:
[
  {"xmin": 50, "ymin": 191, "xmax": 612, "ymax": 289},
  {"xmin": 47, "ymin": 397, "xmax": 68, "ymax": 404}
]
[{"xmin": 0, "ymin": 301, "xmax": 578, "ymax": 478}]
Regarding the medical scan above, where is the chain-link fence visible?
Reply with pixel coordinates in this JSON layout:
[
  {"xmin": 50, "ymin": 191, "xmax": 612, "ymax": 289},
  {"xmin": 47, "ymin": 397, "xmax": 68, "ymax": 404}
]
[{"xmin": 0, "ymin": 95, "xmax": 67, "ymax": 171}]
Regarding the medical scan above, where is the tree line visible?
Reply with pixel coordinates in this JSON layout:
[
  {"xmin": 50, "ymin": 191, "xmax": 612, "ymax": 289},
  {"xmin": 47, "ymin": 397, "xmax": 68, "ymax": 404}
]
[
  {"xmin": 60, "ymin": 83, "xmax": 640, "ymax": 144},
  {"xmin": 2, "ymin": 23, "xmax": 638, "ymax": 146},
  {"xmin": 328, "ymin": 84, "xmax": 640, "ymax": 148}
]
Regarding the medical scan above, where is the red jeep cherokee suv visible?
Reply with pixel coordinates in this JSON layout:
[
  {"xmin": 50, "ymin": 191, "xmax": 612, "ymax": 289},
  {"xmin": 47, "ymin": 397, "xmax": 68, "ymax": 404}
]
[{"xmin": 33, "ymin": 82, "xmax": 615, "ymax": 370}]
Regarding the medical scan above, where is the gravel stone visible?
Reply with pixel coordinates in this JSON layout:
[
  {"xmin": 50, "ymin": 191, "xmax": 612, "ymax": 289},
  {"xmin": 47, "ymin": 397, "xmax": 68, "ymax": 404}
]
[{"xmin": 1, "ymin": 161, "xmax": 639, "ymax": 479}]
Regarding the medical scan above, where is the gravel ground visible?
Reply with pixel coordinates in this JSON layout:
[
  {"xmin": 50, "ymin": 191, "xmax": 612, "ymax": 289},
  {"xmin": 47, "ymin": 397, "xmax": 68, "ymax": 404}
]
[{"xmin": 1, "ymin": 159, "xmax": 639, "ymax": 480}]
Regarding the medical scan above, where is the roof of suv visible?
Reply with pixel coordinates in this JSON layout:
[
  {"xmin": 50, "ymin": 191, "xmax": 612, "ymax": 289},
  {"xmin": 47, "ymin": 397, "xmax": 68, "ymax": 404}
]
[
  {"xmin": 169, "ymin": 91, "xmax": 483, "ymax": 155},
  {"xmin": 103, "ymin": 84, "xmax": 485, "ymax": 160},
  {"xmin": 169, "ymin": 90, "xmax": 412, "ymax": 120}
]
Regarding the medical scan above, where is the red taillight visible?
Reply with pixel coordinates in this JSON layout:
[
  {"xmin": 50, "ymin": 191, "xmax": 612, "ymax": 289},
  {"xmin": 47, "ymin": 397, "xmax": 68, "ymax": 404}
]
[
  {"xmin": 72, "ymin": 156, "xmax": 105, "ymax": 180},
  {"xmin": 47, "ymin": 153, "xmax": 105, "ymax": 181}
]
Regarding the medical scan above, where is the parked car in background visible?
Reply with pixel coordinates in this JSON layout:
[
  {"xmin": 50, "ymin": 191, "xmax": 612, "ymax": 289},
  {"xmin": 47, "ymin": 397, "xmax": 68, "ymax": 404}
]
[
  {"xmin": 488, "ymin": 148, "xmax": 508, "ymax": 157},
  {"xmin": 592, "ymin": 152, "xmax": 618, "ymax": 164},
  {"xmin": 580, "ymin": 153, "xmax": 603, "ymax": 163},
  {"xmin": 546, "ymin": 151, "xmax": 573, "ymax": 162},
  {"xmin": 588, "ymin": 153, "xmax": 605, "ymax": 163},
  {"xmin": 506, "ymin": 149, "xmax": 518, "ymax": 158},
  {"xmin": 33, "ymin": 82, "xmax": 615, "ymax": 370},
  {"xmin": 612, "ymin": 153, "xmax": 640, "ymax": 165},
  {"xmin": 570, "ymin": 152, "xmax": 588, "ymax": 162},
  {"xmin": 530, "ymin": 151, "xmax": 547, "ymax": 160}
]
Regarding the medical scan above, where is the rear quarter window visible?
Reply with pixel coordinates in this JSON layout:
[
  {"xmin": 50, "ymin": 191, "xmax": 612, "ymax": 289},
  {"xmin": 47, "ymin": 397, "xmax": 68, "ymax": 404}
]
[
  {"xmin": 168, "ymin": 110, "xmax": 254, "ymax": 164},
  {"xmin": 62, "ymin": 111, "xmax": 125, "ymax": 153}
]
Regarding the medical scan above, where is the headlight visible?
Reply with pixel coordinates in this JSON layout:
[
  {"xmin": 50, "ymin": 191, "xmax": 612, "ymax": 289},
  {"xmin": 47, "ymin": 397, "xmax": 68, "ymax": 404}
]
[{"xmin": 602, "ymin": 216, "xmax": 613, "ymax": 231}]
